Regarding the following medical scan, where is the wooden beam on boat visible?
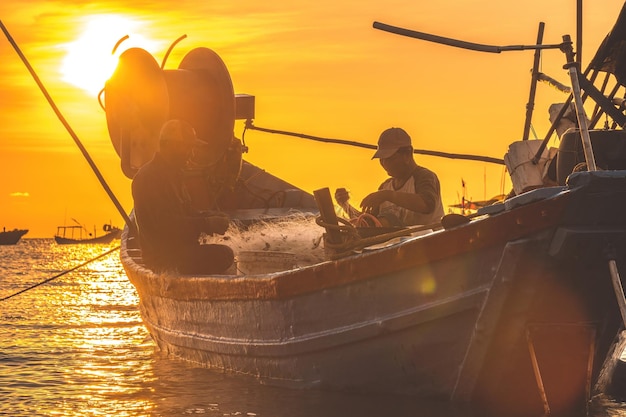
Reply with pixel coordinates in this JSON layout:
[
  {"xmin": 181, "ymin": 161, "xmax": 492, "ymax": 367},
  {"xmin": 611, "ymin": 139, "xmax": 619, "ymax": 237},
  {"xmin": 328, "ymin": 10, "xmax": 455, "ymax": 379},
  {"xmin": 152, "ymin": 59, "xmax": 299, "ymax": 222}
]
[
  {"xmin": 451, "ymin": 240, "xmax": 528, "ymax": 401},
  {"xmin": 609, "ymin": 259, "xmax": 626, "ymax": 327},
  {"xmin": 594, "ymin": 330, "xmax": 626, "ymax": 395},
  {"xmin": 562, "ymin": 34, "xmax": 598, "ymax": 171}
]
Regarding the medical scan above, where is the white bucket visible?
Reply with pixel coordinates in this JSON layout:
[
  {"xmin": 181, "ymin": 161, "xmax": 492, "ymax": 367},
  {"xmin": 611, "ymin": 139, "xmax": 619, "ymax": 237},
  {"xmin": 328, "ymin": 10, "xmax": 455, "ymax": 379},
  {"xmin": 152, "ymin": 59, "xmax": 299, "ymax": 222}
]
[
  {"xmin": 236, "ymin": 251, "xmax": 297, "ymax": 275},
  {"xmin": 504, "ymin": 140, "xmax": 550, "ymax": 195}
]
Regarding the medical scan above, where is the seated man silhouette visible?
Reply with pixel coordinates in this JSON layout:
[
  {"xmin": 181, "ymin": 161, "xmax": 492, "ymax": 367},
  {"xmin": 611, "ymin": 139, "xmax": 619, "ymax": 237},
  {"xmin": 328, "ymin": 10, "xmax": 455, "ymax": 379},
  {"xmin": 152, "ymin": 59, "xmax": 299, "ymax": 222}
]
[
  {"xmin": 131, "ymin": 119, "xmax": 234, "ymax": 274},
  {"xmin": 336, "ymin": 127, "xmax": 444, "ymax": 228}
]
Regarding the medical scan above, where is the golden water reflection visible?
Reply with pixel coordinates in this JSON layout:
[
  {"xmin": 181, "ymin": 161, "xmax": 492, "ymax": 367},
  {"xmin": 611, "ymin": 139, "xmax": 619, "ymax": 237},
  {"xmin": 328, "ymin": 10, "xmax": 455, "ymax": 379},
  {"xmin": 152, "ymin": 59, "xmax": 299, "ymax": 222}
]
[
  {"xmin": 2, "ymin": 239, "xmax": 626, "ymax": 416},
  {"xmin": 1, "ymin": 239, "xmax": 157, "ymax": 416}
]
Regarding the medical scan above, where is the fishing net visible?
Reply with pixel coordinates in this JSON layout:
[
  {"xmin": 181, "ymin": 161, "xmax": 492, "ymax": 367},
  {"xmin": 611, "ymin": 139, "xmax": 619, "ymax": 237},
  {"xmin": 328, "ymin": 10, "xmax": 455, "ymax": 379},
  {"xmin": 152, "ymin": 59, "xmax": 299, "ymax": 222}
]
[{"xmin": 202, "ymin": 213, "xmax": 327, "ymax": 267}]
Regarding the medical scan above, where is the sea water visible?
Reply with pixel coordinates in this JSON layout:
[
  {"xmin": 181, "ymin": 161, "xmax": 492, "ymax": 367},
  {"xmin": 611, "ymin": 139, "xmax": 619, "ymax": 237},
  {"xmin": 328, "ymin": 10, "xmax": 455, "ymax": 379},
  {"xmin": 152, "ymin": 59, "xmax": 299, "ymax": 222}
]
[{"xmin": 1, "ymin": 238, "xmax": 626, "ymax": 417}]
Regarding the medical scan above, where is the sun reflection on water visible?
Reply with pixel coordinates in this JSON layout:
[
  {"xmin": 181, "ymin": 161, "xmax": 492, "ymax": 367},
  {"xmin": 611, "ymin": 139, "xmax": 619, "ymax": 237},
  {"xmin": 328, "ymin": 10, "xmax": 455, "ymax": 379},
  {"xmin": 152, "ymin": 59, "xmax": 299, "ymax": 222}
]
[
  {"xmin": 0, "ymin": 238, "xmax": 157, "ymax": 416},
  {"xmin": 2, "ymin": 239, "xmax": 625, "ymax": 416}
]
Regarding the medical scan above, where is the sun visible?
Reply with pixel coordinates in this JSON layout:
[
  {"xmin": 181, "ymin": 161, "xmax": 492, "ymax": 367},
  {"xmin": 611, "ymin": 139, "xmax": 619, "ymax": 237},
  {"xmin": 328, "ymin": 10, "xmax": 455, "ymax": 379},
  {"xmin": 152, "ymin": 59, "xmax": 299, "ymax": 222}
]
[{"xmin": 60, "ymin": 15, "xmax": 159, "ymax": 96}]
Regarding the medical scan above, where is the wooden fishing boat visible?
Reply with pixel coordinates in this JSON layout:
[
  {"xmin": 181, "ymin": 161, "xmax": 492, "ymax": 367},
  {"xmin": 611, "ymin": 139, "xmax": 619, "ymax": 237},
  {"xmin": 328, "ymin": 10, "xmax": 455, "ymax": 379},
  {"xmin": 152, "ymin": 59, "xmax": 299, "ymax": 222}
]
[
  {"xmin": 0, "ymin": 228, "xmax": 28, "ymax": 245},
  {"xmin": 103, "ymin": 4, "xmax": 626, "ymax": 417},
  {"xmin": 54, "ymin": 223, "xmax": 121, "ymax": 245}
]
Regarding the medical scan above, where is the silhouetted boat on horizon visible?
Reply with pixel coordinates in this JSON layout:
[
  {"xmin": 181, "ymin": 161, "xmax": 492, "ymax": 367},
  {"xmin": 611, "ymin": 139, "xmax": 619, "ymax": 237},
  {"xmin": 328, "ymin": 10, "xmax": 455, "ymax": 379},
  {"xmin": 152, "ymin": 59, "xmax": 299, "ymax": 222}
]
[
  {"xmin": 54, "ymin": 223, "xmax": 121, "ymax": 245},
  {"xmin": 0, "ymin": 228, "xmax": 28, "ymax": 245}
]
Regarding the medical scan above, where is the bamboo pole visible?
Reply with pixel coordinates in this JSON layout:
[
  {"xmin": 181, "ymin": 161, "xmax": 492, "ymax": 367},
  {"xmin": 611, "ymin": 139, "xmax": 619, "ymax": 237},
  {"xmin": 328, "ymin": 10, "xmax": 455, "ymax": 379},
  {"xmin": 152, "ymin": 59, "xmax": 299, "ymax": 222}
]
[
  {"xmin": 522, "ymin": 22, "xmax": 545, "ymax": 141},
  {"xmin": 562, "ymin": 34, "xmax": 597, "ymax": 171},
  {"xmin": 609, "ymin": 260, "xmax": 626, "ymax": 328}
]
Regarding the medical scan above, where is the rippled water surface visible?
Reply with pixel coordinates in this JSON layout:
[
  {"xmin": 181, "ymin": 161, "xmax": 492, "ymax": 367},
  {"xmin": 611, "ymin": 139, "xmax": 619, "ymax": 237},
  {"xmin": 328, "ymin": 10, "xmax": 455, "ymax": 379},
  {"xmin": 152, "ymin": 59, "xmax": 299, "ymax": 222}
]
[{"xmin": 2, "ymin": 238, "xmax": 626, "ymax": 416}]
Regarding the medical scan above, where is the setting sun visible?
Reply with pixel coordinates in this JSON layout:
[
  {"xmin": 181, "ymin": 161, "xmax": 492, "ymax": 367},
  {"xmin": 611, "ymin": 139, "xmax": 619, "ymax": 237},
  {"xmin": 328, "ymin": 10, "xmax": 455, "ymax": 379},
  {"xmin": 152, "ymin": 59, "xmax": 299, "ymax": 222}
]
[{"xmin": 60, "ymin": 15, "xmax": 159, "ymax": 96}]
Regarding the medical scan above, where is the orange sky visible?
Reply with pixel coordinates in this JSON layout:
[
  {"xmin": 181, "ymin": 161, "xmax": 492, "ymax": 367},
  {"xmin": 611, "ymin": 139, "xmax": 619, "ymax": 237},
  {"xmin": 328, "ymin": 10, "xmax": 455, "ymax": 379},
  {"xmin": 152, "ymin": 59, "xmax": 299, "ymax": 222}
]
[{"xmin": 0, "ymin": 0, "xmax": 623, "ymax": 237}]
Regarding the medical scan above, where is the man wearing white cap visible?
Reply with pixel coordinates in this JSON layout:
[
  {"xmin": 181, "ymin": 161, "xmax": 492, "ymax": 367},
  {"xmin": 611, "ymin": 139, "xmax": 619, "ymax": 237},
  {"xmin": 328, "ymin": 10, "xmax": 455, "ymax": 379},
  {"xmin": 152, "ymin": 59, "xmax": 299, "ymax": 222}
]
[{"xmin": 360, "ymin": 127, "xmax": 444, "ymax": 227}]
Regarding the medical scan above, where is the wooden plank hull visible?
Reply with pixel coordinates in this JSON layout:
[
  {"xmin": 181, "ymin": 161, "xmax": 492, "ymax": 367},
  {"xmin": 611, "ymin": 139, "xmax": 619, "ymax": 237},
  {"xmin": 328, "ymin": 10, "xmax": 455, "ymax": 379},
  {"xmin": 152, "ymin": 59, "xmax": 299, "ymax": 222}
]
[{"xmin": 120, "ymin": 170, "xmax": 626, "ymax": 416}]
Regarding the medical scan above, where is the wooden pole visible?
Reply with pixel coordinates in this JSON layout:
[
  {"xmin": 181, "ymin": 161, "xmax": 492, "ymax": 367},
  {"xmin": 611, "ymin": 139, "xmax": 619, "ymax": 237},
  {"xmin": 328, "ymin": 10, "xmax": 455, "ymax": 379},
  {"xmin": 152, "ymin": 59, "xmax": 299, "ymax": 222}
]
[
  {"xmin": 609, "ymin": 260, "xmax": 626, "ymax": 327},
  {"xmin": 577, "ymin": 0, "xmax": 583, "ymax": 66},
  {"xmin": 313, "ymin": 188, "xmax": 342, "ymax": 244},
  {"xmin": 522, "ymin": 22, "xmax": 545, "ymax": 141},
  {"xmin": 562, "ymin": 34, "xmax": 597, "ymax": 171}
]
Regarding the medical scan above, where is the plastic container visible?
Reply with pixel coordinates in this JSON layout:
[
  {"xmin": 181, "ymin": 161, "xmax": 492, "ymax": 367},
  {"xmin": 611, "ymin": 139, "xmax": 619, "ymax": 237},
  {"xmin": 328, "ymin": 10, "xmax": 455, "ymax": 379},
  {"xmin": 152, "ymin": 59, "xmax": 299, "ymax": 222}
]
[{"xmin": 504, "ymin": 140, "xmax": 550, "ymax": 195}]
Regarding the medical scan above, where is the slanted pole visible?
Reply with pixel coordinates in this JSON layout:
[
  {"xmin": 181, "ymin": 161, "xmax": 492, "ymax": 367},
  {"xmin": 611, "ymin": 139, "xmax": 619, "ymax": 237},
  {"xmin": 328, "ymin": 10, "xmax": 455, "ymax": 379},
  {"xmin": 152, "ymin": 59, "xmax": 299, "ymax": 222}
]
[
  {"xmin": 609, "ymin": 260, "xmax": 626, "ymax": 328},
  {"xmin": 522, "ymin": 22, "xmax": 545, "ymax": 141},
  {"xmin": 0, "ymin": 20, "xmax": 137, "ymax": 236},
  {"xmin": 562, "ymin": 34, "xmax": 597, "ymax": 171}
]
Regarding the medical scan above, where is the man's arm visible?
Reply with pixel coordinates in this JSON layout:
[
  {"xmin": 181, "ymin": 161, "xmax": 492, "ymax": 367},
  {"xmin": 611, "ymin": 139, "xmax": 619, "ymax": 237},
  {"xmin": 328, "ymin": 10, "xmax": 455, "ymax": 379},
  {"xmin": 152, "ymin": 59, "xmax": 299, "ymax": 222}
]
[
  {"xmin": 360, "ymin": 169, "xmax": 441, "ymax": 215},
  {"xmin": 361, "ymin": 189, "xmax": 431, "ymax": 214}
]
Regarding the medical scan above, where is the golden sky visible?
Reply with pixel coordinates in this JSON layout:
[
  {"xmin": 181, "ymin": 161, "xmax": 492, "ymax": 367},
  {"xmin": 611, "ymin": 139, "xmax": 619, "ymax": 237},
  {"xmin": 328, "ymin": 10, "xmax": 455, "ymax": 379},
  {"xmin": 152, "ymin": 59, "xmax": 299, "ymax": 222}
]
[{"xmin": 0, "ymin": 0, "xmax": 623, "ymax": 237}]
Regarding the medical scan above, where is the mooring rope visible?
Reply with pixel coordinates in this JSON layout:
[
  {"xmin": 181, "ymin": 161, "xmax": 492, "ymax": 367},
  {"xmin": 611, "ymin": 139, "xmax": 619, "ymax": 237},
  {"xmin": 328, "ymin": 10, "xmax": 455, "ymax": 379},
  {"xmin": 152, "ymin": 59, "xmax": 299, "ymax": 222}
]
[{"xmin": 0, "ymin": 245, "xmax": 120, "ymax": 302}]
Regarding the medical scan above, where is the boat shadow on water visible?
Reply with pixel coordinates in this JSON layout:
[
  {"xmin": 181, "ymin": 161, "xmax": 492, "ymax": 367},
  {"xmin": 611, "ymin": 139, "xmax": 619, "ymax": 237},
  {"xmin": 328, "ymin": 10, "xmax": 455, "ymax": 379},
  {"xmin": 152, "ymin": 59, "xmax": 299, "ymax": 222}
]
[{"xmin": 148, "ymin": 351, "xmax": 476, "ymax": 417}]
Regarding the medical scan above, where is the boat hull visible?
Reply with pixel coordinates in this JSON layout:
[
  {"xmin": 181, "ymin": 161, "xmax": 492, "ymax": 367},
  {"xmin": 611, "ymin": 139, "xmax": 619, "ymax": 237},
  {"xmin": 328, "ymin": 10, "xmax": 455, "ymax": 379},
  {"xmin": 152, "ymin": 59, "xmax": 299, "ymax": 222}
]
[
  {"xmin": 54, "ymin": 229, "xmax": 121, "ymax": 245},
  {"xmin": 0, "ymin": 229, "xmax": 28, "ymax": 245},
  {"xmin": 130, "ymin": 248, "xmax": 491, "ymax": 396},
  {"xmin": 121, "ymin": 171, "xmax": 626, "ymax": 416}
]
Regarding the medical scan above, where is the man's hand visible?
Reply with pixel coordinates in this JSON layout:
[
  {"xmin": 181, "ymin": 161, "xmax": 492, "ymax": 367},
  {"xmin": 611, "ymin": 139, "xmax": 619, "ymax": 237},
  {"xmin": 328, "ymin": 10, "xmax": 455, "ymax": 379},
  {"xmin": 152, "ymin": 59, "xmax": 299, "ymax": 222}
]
[{"xmin": 360, "ymin": 190, "xmax": 392, "ymax": 214}]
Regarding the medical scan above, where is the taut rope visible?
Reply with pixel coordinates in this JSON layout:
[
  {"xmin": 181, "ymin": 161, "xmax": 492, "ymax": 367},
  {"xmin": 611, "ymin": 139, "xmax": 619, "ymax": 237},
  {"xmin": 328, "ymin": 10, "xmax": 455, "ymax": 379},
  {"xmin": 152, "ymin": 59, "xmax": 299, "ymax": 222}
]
[{"xmin": 0, "ymin": 245, "xmax": 121, "ymax": 302}]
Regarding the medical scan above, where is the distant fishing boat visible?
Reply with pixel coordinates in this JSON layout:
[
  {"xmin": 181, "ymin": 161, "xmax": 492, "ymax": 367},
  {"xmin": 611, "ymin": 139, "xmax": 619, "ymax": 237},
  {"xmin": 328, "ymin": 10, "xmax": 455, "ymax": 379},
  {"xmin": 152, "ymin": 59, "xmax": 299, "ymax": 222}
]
[
  {"xmin": 0, "ymin": 228, "xmax": 28, "ymax": 245},
  {"xmin": 54, "ymin": 222, "xmax": 121, "ymax": 245}
]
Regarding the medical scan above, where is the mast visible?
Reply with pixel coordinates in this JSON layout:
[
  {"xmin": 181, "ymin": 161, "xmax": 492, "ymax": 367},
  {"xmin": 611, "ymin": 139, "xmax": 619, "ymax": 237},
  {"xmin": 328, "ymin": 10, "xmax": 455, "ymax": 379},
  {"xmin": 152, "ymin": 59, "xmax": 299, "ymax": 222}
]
[{"xmin": 577, "ymin": 0, "xmax": 583, "ymax": 66}]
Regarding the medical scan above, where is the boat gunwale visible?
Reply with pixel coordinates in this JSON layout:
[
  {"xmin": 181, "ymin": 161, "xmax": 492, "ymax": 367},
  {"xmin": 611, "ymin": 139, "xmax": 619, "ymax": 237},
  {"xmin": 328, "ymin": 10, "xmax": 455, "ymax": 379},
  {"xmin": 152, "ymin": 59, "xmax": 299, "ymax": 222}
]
[{"xmin": 121, "ymin": 186, "xmax": 574, "ymax": 301}]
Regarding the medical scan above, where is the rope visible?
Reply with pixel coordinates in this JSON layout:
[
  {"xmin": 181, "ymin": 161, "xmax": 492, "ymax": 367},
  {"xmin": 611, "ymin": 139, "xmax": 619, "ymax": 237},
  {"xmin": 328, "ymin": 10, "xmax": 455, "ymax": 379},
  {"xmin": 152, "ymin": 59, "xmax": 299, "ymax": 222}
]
[
  {"xmin": 245, "ymin": 121, "xmax": 505, "ymax": 165},
  {"xmin": 0, "ymin": 245, "xmax": 120, "ymax": 302},
  {"xmin": 315, "ymin": 216, "xmax": 361, "ymax": 249},
  {"xmin": 351, "ymin": 213, "xmax": 383, "ymax": 228}
]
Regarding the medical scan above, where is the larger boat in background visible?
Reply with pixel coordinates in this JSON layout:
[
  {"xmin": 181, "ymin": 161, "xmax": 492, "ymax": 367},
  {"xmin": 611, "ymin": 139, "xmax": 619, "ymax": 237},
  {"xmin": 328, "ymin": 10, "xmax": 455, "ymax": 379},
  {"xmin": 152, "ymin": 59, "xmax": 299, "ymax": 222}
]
[
  {"xmin": 54, "ymin": 223, "xmax": 121, "ymax": 245},
  {"xmin": 0, "ymin": 228, "xmax": 28, "ymax": 245},
  {"xmin": 97, "ymin": 3, "xmax": 626, "ymax": 416}
]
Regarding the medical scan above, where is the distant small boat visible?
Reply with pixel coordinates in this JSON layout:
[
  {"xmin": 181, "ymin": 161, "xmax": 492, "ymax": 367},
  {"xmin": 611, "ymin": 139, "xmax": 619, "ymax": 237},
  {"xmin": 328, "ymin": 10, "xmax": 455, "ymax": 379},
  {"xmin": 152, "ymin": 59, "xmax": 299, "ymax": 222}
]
[
  {"xmin": 0, "ymin": 228, "xmax": 28, "ymax": 245},
  {"xmin": 54, "ymin": 223, "xmax": 121, "ymax": 245}
]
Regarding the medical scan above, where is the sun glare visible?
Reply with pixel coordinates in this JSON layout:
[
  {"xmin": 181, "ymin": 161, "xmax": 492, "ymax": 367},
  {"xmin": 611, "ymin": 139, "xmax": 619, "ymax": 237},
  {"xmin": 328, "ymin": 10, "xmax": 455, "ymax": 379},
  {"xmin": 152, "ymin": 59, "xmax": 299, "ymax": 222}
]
[{"xmin": 60, "ymin": 15, "xmax": 159, "ymax": 96}]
